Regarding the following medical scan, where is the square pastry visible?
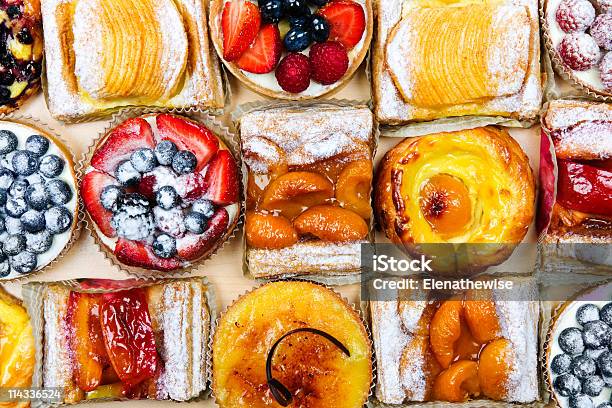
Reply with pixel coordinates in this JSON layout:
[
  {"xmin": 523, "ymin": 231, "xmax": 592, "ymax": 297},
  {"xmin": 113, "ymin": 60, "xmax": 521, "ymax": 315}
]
[
  {"xmin": 240, "ymin": 104, "xmax": 375, "ymax": 279},
  {"xmin": 41, "ymin": 0, "xmax": 225, "ymax": 121},
  {"xmin": 372, "ymin": 0, "xmax": 542, "ymax": 125},
  {"xmin": 370, "ymin": 278, "xmax": 539, "ymax": 404}
]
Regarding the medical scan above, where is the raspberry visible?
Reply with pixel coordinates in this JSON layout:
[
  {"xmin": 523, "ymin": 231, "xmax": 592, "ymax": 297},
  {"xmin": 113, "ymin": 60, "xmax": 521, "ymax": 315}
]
[
  {"xmin": 556, "ymin": 0, "xmax": 596, "ymax": 33},
  {"xmin": 558, "ymin": 33, "xmax": 602, "ymax": 70},
  {"xmin": 275, "ymin": 53, "xmax": 311, "ymax": 93},
  {"xmin": 600, "ymin": 52, "xmax": 612, "ymax": 91},
  {"xmin": 309, "ymin": 41, "xmax": 349, "ymax": 85},
  {"xmin": 590, "ymin": 14, "xmax": 612, "ymax": 50}
]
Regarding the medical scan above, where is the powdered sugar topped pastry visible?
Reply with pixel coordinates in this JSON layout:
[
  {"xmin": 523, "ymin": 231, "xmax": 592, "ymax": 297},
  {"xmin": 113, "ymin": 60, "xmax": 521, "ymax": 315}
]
[
  {"xmin": 240, "ymin": 104, "xmax": 374, "ymax": 278},
  {"xmin": 209, "ymin": 0, "xmax": 372, "ymax": 100},
  {"xmin": 41, "ymin": 0, "xmax": 225, "ymax": 121},
  {"xmin": 81, "ymin": 114, "xmax": 240, "ymax": 273},
  {"xmin": 373, "ymin": 0, "xmax": 542, "ymax": 125}
]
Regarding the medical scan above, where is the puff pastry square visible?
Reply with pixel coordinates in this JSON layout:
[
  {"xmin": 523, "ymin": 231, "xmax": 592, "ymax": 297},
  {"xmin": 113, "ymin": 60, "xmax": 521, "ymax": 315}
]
[
  {"xmin": 373, "ymin": 0, "xmax": 542, "ymax": 124},
  {"xmin": 41, "ymin": 0, "xmax": 225, "ymax": 121}
]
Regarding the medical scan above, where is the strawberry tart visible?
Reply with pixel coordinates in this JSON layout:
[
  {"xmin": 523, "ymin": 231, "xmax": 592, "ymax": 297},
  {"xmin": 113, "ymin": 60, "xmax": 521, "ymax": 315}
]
[
  {"xmin": 209, "ymin": 0, "xmax": 372, "ymax": 99},
  {"xmin": 81, "ymin": 114, "xmax": 240, "ymax": 273}
]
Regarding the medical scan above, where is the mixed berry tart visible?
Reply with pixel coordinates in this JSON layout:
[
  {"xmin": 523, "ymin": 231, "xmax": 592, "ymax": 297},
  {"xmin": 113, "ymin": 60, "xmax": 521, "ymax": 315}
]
[
  {"xmin": 0, "ymin": 0, "xmax": 43, "ymax": 113},
  {"xmin": 209, "ymin": 0, "xmax": 373, "ymax": 99},
  {"xmin": 545, "ymin": 0, "xmax": 612, "ymax": 96},
  {"xmin": 0, "ymin": 120, "xmax": 78, "ymax": 279},
  {"xmin": 81, "ymin": 113, "xmax": 240, "ymax": 274}
]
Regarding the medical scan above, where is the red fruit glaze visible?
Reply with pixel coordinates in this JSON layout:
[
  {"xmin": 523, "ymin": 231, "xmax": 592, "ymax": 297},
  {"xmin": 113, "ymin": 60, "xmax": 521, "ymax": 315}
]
[
  {"xmin": 156, "ymin": 114, "xmax": 219, "ymax": 172},
  {"xmin": 557, "ymin": 160, "xmax": 612, "ymax": 217},
  {"xmin": 236, "ymin": 24, "xmax": 282, "ymax": 74},
  {"xmin": 177, "ymin": 208, "xmax": 229, "ymax": 261},
  {"xmin": 114, "ymin": 239, "xmax": 182, "ymax": 272},
  {"xmin": 81, "ymin": 170, "xmax": 117, "ymax": 238},
  {"xmin": 203, "ymin": 150, "xmax": 239, "ymax": 205},
  {"xmin": 221, "ymin": 0, "xmax": 261, "ymax": 61},
  {"xmin": 91, "ymin": 118, "xmax": 155, "ymax": 175},
  {"xmin": 317, "ymin": 0, "xmax": 366, "ymax": 50},
  {"xmin": 137, "ymin": 174, "xmax": 156, "ymax": 200},
  {"xmin": 275, "ymin": 53, "xmax": 311, "ymax": 93},
  {"xmin": 309, "ymin": 41, "xmax": 349, "ymax": 85}
]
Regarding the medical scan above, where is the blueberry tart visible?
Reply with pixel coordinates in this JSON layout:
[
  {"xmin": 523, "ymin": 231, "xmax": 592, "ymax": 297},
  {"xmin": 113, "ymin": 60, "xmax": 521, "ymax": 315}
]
[
  {"xmin": 80, "ymin": 113, "xmax": 240, "ymax": 274},
  {"xmin": 0, "ymin": 120, "xmax": 78, "ymax": 279}
]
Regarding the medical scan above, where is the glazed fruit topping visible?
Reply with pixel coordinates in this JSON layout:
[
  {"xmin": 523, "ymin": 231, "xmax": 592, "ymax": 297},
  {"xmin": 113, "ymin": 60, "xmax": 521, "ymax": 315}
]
[
  {"xmin": 245, "ymin": 211, "xmax": 298, "ymax": 249},
  {"xmin": 275, "ymin": 52, "xmax": 311, "ymax": 93},
  {"xmin": 317, "ymin": 0, "xmax": 365, "ymax": 49},
  {"xmin": 293, "ymin": 204, "xmax": 368, "ymax": 241},
  {"xmin": 556, "ymin": 0, "xmax": 596, "ymax": 33},
  {"xmin": 591, "ymin": 14, "xmax": 612, "ymax": 51},
  {"xmin": 222, "ymin": 0, "xmax": 262, "ymax": 61},
  {"xmin": 558, "ymin": 33, "xmax": 602, "ymax": 71},
  {"xmin": 419, "ymin": 174, "xmax": 472, "ymax": 239},
  {"xmin": 202, "ymin": 150, "xmax": 240, "ymax": 205},
  {"xmin": 556, "ymin": 160, "xmax": 612, "ymax": 217},
  {"xmin": 236, "ymin": 24, "xmax": 282, "ymax": 74},
  {"xmin": 309, "ymin": 41, "xmax": 348, "ymax": 84}
]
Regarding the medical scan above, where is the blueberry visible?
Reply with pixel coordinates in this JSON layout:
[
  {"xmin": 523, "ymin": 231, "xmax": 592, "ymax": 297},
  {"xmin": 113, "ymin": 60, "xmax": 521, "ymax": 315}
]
[
  {"xmin": 192, "ymin": 198, "xmax": 214, "ymax": 218},
  {"xmin": 584, "ymin": 347, "xmax": 607, "ymax": 360},
  {"xmin": 601, "ymin": 303, "xmax": 612, "ymax": 326},
  {"xmin": 289, "ymin": 15, "xmax": 310, "ymax": 28},
  {"xmin": 583, "ymin": 321, "xmax": 611, "ymax": 349},
  {"xmin": 25, "ymin": 183, "xmax": 50, "ymax": 211},
  {"xmin": 156, "ymin": 185, "xmax": 180, "ymax": 210},
  {"xmin": 16, "ymin": 28, "xmax": 33, "ymax": 45},
  {"xmin": 571, "ymin": 355, "xmax": 597, "ymax": 379},
  {"xmin": 11, "ymin": 150, "xmax": 38, "ymax": 176},
  {"xmin": 130, "ymin": 148, "xmax": 157, "ymax": 173},
  {"xmin": 9, "ymin": 179, "xmax": 28, "ymax": 197},
  {"xmin": 597, "ymin": 403, "xmax": 612, "ymax": 408},
  {"xmin": 98, "ymin": 185, "xmax": 122, "ymax": 212},
  {"xmin": 560, "ymin": 327, "xmax": 586, "ymax": 355},
  {"xmin": 554, "ymin": 373, "xmax": 582, "ymax": 397},
  {"xmin": 0, "ymin": 188, "xmax": 6, "ymax": 207},
  {"xmin": 45, "ymin": 206, "xmax": 73, "ymax": 234},
  {"xmin": 154, "ymin": 140, "xmax": 178, "ymax": 166},
  {"xmin": 284, "ymin": 27, "xmax": 312, "ymax": 52},
  {"xmin": 6, "ymin": 5, "xmax": 21, "ymax": 19},
  {"xmin": 552, "ymin": 354, "xmax": 573, "ymax": 375},
  {"xmin": 0, "ymin": 130, "xmax": 17, "ymax": 154},
  {"xmin": 0, "ymin": 259, "xmax": 9, "ymax": 277},
  {"xmin": 26, "ymin": 230, "xmax": 53, "ymax": 254},
  {"xmin": 310, "ymin": 15, "xmax": 330, "ymax": 42},
  {"xmin": 115, "ymin": 160, "xmax": 141, "ymax": 186},
  {"xmin": 582, "ymin": 375, "xmax": 605, "ymax": 397},
  {"xmin": 6, "ymin": 197, "xmax": 27, "ymax": 217},
  {"xmin": 578, "ymin": 304, "xmax": 601, "ymax": 326},
  {"xmin": 172, "ymin": 151, "xmax": 197, "ymax": 174},
  {"xmin": 25, "ymin": 135, "xmax": 49, "ymax": 157},
  {"xmin": 185, "ymin": 211, "xmax": 208, "ymax": 234},
  {"xmin": 283, "ymin": 0, "xmax": 309, "ymax": 16},
  {"xmin": 20, "ymin": 209, "xmax": 45, "ymax": 233},
  {"xmin": 307, "ymin": 0, "xmax": 328, "ymax": 5},
  {"xmin": 0, "ymin": 87, "xmax": 11, "ymax": 103},
  {"xmin": 0, "ymin": 71, "xmax": 13, "ymax": 87},
  {"xmin": 0, "ymin": 218, "xmax": 4, "ymax": 233},
  {"xmin": 46, "ymin": 179, "xmax": 73, "ymax": 205},
  {"xmin": 39, "ymin": 155, "xmax": 64, "ymax": 178},
  {"xmin": 569, "ymin": 394, "xmax": 594, "ymax": 408},
  {"xmin": 597, "ymin": 351, "xmax": 612, "ymax": 376},
  {"xmin": 5, "ymin": 217, "xmax": 22, "ymax": 235},
  {"xmin": 260, "ymin": 0, "xmax": 283, "ymax": 23},
  {"xmin": 3, "ymin": 234, "xmax": 25, "ymax": 256},
  {"xmin": 0, "ymin": 168, "xmax": 14, "ymax": 189},
  {"xmin": 10, "ymin": 251, "xmax": 36, "ymax": 274},
  {"xmin": 152, "ymin": 234, "xmax": 177, "ymax": 259}
]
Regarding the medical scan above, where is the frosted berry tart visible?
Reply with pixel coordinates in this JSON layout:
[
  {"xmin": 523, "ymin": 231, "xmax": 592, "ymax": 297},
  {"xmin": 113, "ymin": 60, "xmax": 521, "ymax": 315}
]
[
  {"xmin": 0, "ymin": 0, "xmax": 43, "ymax": 113},
  {"xmin": 0, "ymin": 120, "xmax": 78, "ymax": 279},
  {"xmin": 81, "ymin": 114, "xmax": 240, "ymax": 273},
  {"xmin": 209, "ymin": 0, "xmax": 373, "ymax": 99}
]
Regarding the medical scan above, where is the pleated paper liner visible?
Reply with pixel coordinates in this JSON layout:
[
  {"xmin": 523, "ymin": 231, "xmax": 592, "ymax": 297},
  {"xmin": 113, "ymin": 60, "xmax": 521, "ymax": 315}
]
[
  {"xmin": 77, "ymin": 107, "xmax": 243, "ymax": 280},
  {"xmin": 232, "ymin": 99, "xmax": 379, "ymax": 285},
  {"xmin": 22, "ymin": 276, "xmax": 217, "ymax": 407},
  {"xmin": 0, "ymin": 114, "xmax": 82, "ymax": 282},
  {"xmin": 209, "ymin": 278, "xmax": 376, "ymax": 408},
  {"xmin": 540, "ymin": 0, "xmax": 612, "ymax": 103}
]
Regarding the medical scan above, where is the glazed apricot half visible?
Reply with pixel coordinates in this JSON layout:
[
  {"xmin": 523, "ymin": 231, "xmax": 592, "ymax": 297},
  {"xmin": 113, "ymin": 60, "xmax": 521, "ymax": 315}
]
[
  {"xmin": 260, "ymin": 171, "xmax": 334, "ymax": 219},
  {"xmin": 478, "ymin": 339, "xmax": 512, "ymax": 400},
  {"xmin": 336, "ymin": 159, "xmax": 373, "ymax": 219},
  {"xmin": 419, "ymin": 174, "xmax": 472, "ymax": 239},
  {"xmin": 463, "ymin": 300, "xmax": 501, "ymax": 344},
  {"xmin": 293, "ymin": 205, "xmax": 369, "ymax": 242},
  {"xmin": 245, "ymin": 211, "xmax": 298, "ymax": 249},
  {"xmin": 429, "ymin": 300, "xmax": 463, "ymax": 369},
  {"xmin": 433, "ymin": 360, "xmax": 480, "ymax": 402}
]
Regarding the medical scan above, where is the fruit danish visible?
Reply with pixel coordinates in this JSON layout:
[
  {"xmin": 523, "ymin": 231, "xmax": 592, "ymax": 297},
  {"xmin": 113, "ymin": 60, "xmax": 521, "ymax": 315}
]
[
  {"xmin": 541, "ymin": 100, "xmax": 611, "ymax": 243},
  {"xmin": 372, "ymin": 0, "xmax": 542, "ymax": 124},
  {"xmin": 41, "ymin": 0, "xmax": 225, "ymax": 121},
  {"xmin": 41, "ymin": 278, "xmax": 211, "ymax": 403},
  {"xmin": 212, "ymin": 281, "xmax": 372, "ymax": 408},
  {"xmin": 374, "ymin": 127, "xmax": 535, "ymax": 272},
  {"xmin": 81, "ymin": 114, "xmax": 240, "ymax": 273},
  {"xmin": 240, "ymin": 104, "xmax": 374, "ymax": 278},
  {"xmin": 209, "ymin": 0, "xmax": 372, "ymax": 99},
  {"xmin": 371, "ymin": 279, "xmax": 539, "ymax": 404}
]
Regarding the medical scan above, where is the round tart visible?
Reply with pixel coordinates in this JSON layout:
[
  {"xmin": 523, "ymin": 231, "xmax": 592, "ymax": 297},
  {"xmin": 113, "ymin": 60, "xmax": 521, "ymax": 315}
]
[
  {"xmin": 544, "ymin": 0, "xmax": 612, "ymax": 97},
  {"xmin": 212, "ymin": 281, "xmax": 372, "ymax": 407},
  {"xmin": 545, "ymin": 282, "xmax": 612, "ymax": 408},
  {"xmin": 0, "ymin": 120, "xmax": 78, "ymax": 279},
  {"xmin": 374, "ymin": 127, "xmax": 535, "ymax": 274},
  {"xmin": 80, "ymin": 113, "xmax": 240, "ymax": 273},
  {"xmin": 209, "ymin": 0, "xmax": 373, "ymax": 99},
  {"xmin": 0, "ymin": 0, "xmax": 43, "ymax": 113}
]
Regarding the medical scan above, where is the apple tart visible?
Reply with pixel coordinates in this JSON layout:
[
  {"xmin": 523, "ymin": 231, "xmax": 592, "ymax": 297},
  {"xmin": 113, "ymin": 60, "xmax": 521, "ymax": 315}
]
[
  {"xmin": 41, "ymin": 0, "xmax": 225, "ymax": 121},
  {"xmin": 372, "ymin": 0, "xmax": 542, "ymax": 125},
  {"xmin": 374, "ymin": 127, "xmax": 535, "ymax": 272}
]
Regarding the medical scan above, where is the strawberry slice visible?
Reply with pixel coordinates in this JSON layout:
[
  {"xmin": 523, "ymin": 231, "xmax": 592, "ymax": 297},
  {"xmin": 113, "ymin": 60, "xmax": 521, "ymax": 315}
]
[
  {"xmin": 156, "ymin": 114, "xmax": 220, "ymax": 171},
  {"xmin": 114, "ymin": 239, "xmax": 182, "ymax": 272},
  {"xmin": 81, "ymin": 170, "xmax": 117, "ymax": 237},
  {"xmin": 177, "ymin": 208, "xmax": 230, "ymax": 261},
  {"xmin": 91, "ymin": 118, "xmax": 155, "ymax": 175},
  {"xmin": 236, "ymin": 24, "xmax": 282, "ymax": 74},
  {"xmin": 557, "ymin": 160, "xmax": 612, "ymax": 217},
  {"xmin": 317, "ymin": 0, "xmax": 366, "ymax": 50},
  {"xmin": 203, "ymin": 150, "xmax": 239, "ymax": 205},
  {"xmin": 178, "ymin": 172, "xmax": 208, "ymax": 201},
  {"xmin": 221, "ymin": 0, "xmax": 261, "ymax": 61}
]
